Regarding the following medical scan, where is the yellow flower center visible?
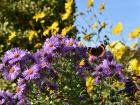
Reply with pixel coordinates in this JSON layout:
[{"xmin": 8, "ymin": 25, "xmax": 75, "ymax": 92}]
[
  {"xmin": 9, "ymin": 67, "xmax": 15, "ymax": 73},
  {"xmin": 49, "ymin": 43, "xmax": 53, "ymax": 47},
  {"xmin": 14, "ymin": 53, "xmax": 19, "ymax": 58},
  {"xmin": 28, "ymin": 69, "xmax": 33, "ymax": 75},
  {"xmin": 16, "ymin": 86, "xmax": 21, "ymax": 92},
  {"xmin": 61, "ymin": 42, "xmax": 65, "ymax": 46},
  {"xmin": 69, "ymin": 41, "xmax": 74, "ymax": 46},
  {"xmin": 41, "ymin": 62, "xmax": 46, "ymax": 68}
]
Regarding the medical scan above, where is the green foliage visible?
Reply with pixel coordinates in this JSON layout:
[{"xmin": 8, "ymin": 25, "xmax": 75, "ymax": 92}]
[
  {"xmin": 0, "ymin": 0, "xmax": 76, "ymax": 53},
  {"xmin": 0, "ymin": 0, "xmax": 77, "ymax": 93}
]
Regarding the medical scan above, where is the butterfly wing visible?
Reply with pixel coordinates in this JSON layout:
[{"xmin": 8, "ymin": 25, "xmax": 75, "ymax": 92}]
[{"xmin": 88, "ymin": 44, "xmax": 105, "ymax": 57}]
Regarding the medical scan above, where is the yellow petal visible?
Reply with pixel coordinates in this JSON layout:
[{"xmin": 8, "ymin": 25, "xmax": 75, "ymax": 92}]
[
  {"xmin": 129, "ymin": 27, "xmax": 140, "ymax": 38},
  {"xmin": 99, "ymin": 3, "xmax": 105, "ymax": 13},
  {"xmin": 112, "ymin": 22, "xmax": 123, "ymax": 35},
  {"xmin": 131, "ymin": 43, "xmax": 137, "ymax": 48},
  {"xmin": 33, "ymin": 12, "xmax": 46, "ymax": 22},
  {"xmin": 87, "ymin": 0, "xmax": 94, "ymax": 8},
  {"xmin": 28, "ymin": 30, "xmax": 37, "ymax": 42},
  {"xmin": 92, "ymin": 22, "xmax": 98, "ymax": 29},
  {"xmin": 8, "ymin": 31, "xmax": 16, "ymax": 41}
]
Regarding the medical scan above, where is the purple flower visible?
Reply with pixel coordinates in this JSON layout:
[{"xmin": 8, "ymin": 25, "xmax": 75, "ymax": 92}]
[
  {"xmin": 2, "ymin": 64, "xmax": 21, "ymax": 81},
  {"xmin": 17, "ymin": 99, "xmax": 31, "ymax": 105},
  {"xmin": 75, "ymin": 47, "xmax": 87, "ymax": 58},
  {"xmin": 64, "ymin": 38, "xmax": 78, "ymax": 51},
  {"xmin": 91, "ymin": 58, "xmax": 126, "ymax": 84},
  {"xmin": 100, "ymin": 59, "xmax": 123, "ymax": 76},
  {"xmin": 0, "ymin": 91, "xmax": 14, "ymax": 104},
  {"xmin": 14, "ymin": 84, "xmax": 26, "ymax": 99},
  {"xmin": 38, "ymin": 58, "xmax": 51, "ymax": 70},
  {"xmin": 17, "ymin": 78, "xmax": 26, "ymax": 86},
  {"xmin": 65, "ymin": 38, "xmax": 77, "ymax": 48},
  {"xmin": 22, "ymin": 64, "xmax": 40, "ymax": 80},
  {"xmin": 94, "ymin": 76, "xmax": 101, "ymax": 84},
  {"xmin": 0, "ymin": 64, "xmax": 4, "ymax": 71},
  {"xmin": 2, "ymin": 48, "xmax": 29, "ymax": 64},
  {"xmin": 102, "ymin": 51, "xmax": 114, "ymax": 61},
  {"xmin": 34, "ymin": 49, "xmax": 53, "ymax": 63},
  {"xmin": 43, "ymin": 35, "xmax": 61, "ymax": 51}
]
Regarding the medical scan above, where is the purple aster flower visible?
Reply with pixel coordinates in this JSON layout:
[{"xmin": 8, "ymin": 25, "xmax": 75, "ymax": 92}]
[
  {"xmin": 0, "ymin": 63, "xmax": 4, "ymax": 71},
  {"xmin": 75, "ymin": 47, "xmax": 87, "ymax": 58},
  {"xmin": 102, "ymin": 51, "xmax": 114, "ymax": 61},
  {"xmin": 34, "ymin": 49, "xmax": 53, "ymax": 63},
  {"xmin": 60, "ymin": 38, "xmax": 77, "ymax": 54},
  {"xmin": 38, "ymin": 58, "xmax": 51, "ymax": 70},
  {"xmin": 100, "ymin": 59, "xmax": 123, "ymax": 76},
  {"xmin": 43, "ymin": 35, "xmax": 61, "ymax": 51},
  {"xmin": 117, "ymin": 72, "xmax": 128, "ymax": 82},
  {"xmin": 17, "ymin": 99, "xmax": 31, "ymax": 105},
  {"xmin": 2, "ymin": 48, "xmax": 29, "ymax": 64},
  {"xmin": 65, "ymin": 38, "xmax": 78, "ymax": 50},
  {"xmin": 0, "ymin": 90, "xmax": 14, "ymax": 105},
  {"xmin": 2, "ymin": 64, "xmax": 21, "ymax": 81},
  {"xmin": 91, "ymin": 58, "xmax": 127, "ymax": 84},
  {"xmin": 22, "ymin": 64, "xmax": 40, "ymax": 80},
  {"xmin": 14, "ymin": 84, "xmax": 26, "ymax": 99},
  {"xmin": 94, "ymin": 76, "xmax": 101, "ymax": 84},
  {"xmin": 17, "ymin": 78, "xmax": 26, "ymax": 86},
  {"xmin": 101, "ymin": 59, "xmax": 110, "ymax": 68}
]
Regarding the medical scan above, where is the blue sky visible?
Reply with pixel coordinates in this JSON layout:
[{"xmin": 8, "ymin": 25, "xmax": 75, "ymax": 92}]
[{"xmin": 75, "ymin": 0, "xmax": 140, "ymax": 46}]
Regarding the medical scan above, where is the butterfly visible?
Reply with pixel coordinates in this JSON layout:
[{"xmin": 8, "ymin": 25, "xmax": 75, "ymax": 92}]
[{"xmin": 88, "ymin": 44, "xmax": 105, "ymax": 57}]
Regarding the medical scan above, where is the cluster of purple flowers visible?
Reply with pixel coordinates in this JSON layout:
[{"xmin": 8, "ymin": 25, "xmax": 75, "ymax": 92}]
[
  {"xmin": 0, "ymin": 34, "xmax": 84, "ymax": 104},
  {"xmin": 77, "ymin": 51, "xmax": 128, "ymax": 84},
  {"xmin": 0, "ymin": 34, "xmax": 127, "ymax": 104}
]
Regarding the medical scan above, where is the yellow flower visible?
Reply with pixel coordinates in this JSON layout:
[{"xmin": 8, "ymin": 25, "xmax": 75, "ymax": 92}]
[
  {"xmin": 45, "ymin": 96, "xmax": 49, "ymax": 101},
  {"xmin": 108, "ymin": 41, "xmax": 127, "ymax": 60},
  {"xmin": 86, "ymin": 76, "xmax": 94, "ymax": 96},
  {"xmin": 8, "ymin": 31, "xmax": 16, "ymax": 41},
  {"xmin": 99, "ymin": 3, "xmax": 105, "ymax": 13},
  {"xmin": 87, "ymin": 0, "xmax": 94, "ymax": 8},
  {"xmin": 113, "ymin": 81, "xmax": 125, "ymax": 88},
  {"xmin": 62, "ymin": 11, "xmax": 71, "ymax": 21},
  {"xmin": 112, "ymin": 22, "xmax": 123, "ymax": 35},
  {"xmin": 37, "ymin": 29, "xmax": 41, "ymax": 33},
  {"xmin": 79, "ymin": 59, "xmax": 85, "ymax": 67},
  {"xmin": 34, "ymin": 43, "xmax": 42, "ymax": 48},
  {"xmin": 43, "ymin": 29, "xmax": 50, "ymax": 36},
  {"xmin": 33, "ymin": 12, "xmax": 46, "ymax": 22},
  {"xmin": 131, "ymin": 43, "xmax": 137, "ymax": 48},
  {"xmin": 50, "ymin": 21, "xmax": 59, "ymax": 35},
  {"xmin": 51, "ymin": 21, "xmax": 59, "ymax": 29},
  {"xmin": 43, "ymin": 21, "xmax": 59, "ymax": 36},
  {"xmin": 61, "ymin": 25, "xmax": 73, "ymax": 36},
  {"xmin": 62, "ymin": 0, "xmax": 73, "ymax": 21},
  {"xmin": 101, "ymin": 22, "xmax": 106, "ymax": 28},
  {"xmin": 92, "ymin": 22, "xmax": 98, "ymax": 29},
  {"xmin": 28, "ymin": 30, "xmax": 37, "ymax": 42},
  {"xmin": 45, "ymin": 95, "xmax": 49, "ymax": 104},
  {"xmin": 128, "ymin": 58, "xmax": 139, "ymax": 70},
  {"xmin": 129, "ymin": 27, "xmax": 140, "ymax": 38},
  {"xmin": 40, "ymin": 20, "xmax": 45, "ymax": 24},
  {"xmin": 128, "ymin": 58, "xmax": 140, "ymax": 76},
  {"xmin": 65, "ymin": 0, "xmax": 73, "ymax": 10}
]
